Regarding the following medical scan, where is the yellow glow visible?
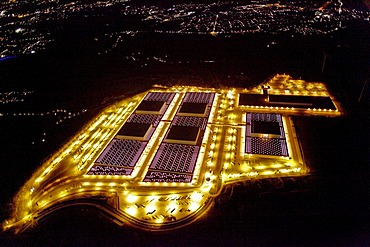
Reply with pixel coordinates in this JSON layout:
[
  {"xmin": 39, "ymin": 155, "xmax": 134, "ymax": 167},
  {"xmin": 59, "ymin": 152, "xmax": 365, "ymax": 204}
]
[
  {"xmin": 254, "ymin": 165, "xmax": 267, "ymax": 170},
  {"xmin": 227, "ymin": 91, "xmax": 234, "ymax": 99},
  {"xmin": 270, "ymin": 163, "xmax": 283, "ymax": 169},
  {"xmin": 126, "ymin": 194, "xmax": 138, "ymax": 203},
  {"xmin": 280, "ymin": 167, "xmax": 301, "ymax": 173},
  {"xmin": 167, "ymin": 202, "xmax": 178, "ymax": 211},
  {"xmin": 147, "ymin": 195, "xmax": 157, "ymax": 202},
  {"xmin": 155, "ymin": 218, "xmax": 164, "ymax": 224},
  {"xmin": 189, "ymin": 202, "xmax": 200, "ymax": 211},
  {"xmin": 191, "ymin": 192, "xmax": 203, "ymax": 202},
  {"xmin": 126, "ymin": 206, "xmax": 137, "ymax": 216},
  {"xmin": 146, "ymin": 204, "xmax": 156, "ymax": 214},
  {"xmin": 260, "ymin": 170, "xmax": 275, "ymax": 176}
]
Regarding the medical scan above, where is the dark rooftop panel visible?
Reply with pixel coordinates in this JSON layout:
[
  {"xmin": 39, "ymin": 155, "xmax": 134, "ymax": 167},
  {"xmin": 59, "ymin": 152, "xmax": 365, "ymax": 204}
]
[
  {"xmin": 269, "ymin": 95, "xmax": 312, "ymax": 105},
  {"xmin": 269, "ymin": 95, "xmax": 336, "ymax": 109},
  {"xmin": 179, "ymin": 102, "xmax": 207, "ymax": 115},
  {"xmin": 239, "ymin": 93, "xmax": 336, "ymax": 110},
  {"xmin": 238, "ymin": 94, "xmax": 267, "ymax": 106},
  {"xmin": 312, "ymin": 96, "xmax": 336, "ymax": 110},
  {"xmin": 166, "ymin": 126, "xmax": 200, "ymax": 143},
  {"xmin": 117, "ymin": 122, "xmax": 152, "ymax": 138},
  {"xmin": 136, "ymin": 100, "xmax": 165, "ymax": 112},
  {"xmin": 252, "ymin": 121, "xmax": 281, "ymax": 135}
]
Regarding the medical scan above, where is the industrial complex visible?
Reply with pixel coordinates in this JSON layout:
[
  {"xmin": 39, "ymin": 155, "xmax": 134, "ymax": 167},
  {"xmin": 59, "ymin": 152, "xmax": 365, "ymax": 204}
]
[{"xmin": 2, "ymin": 74, "xmax": 341, "ymax": 233}]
